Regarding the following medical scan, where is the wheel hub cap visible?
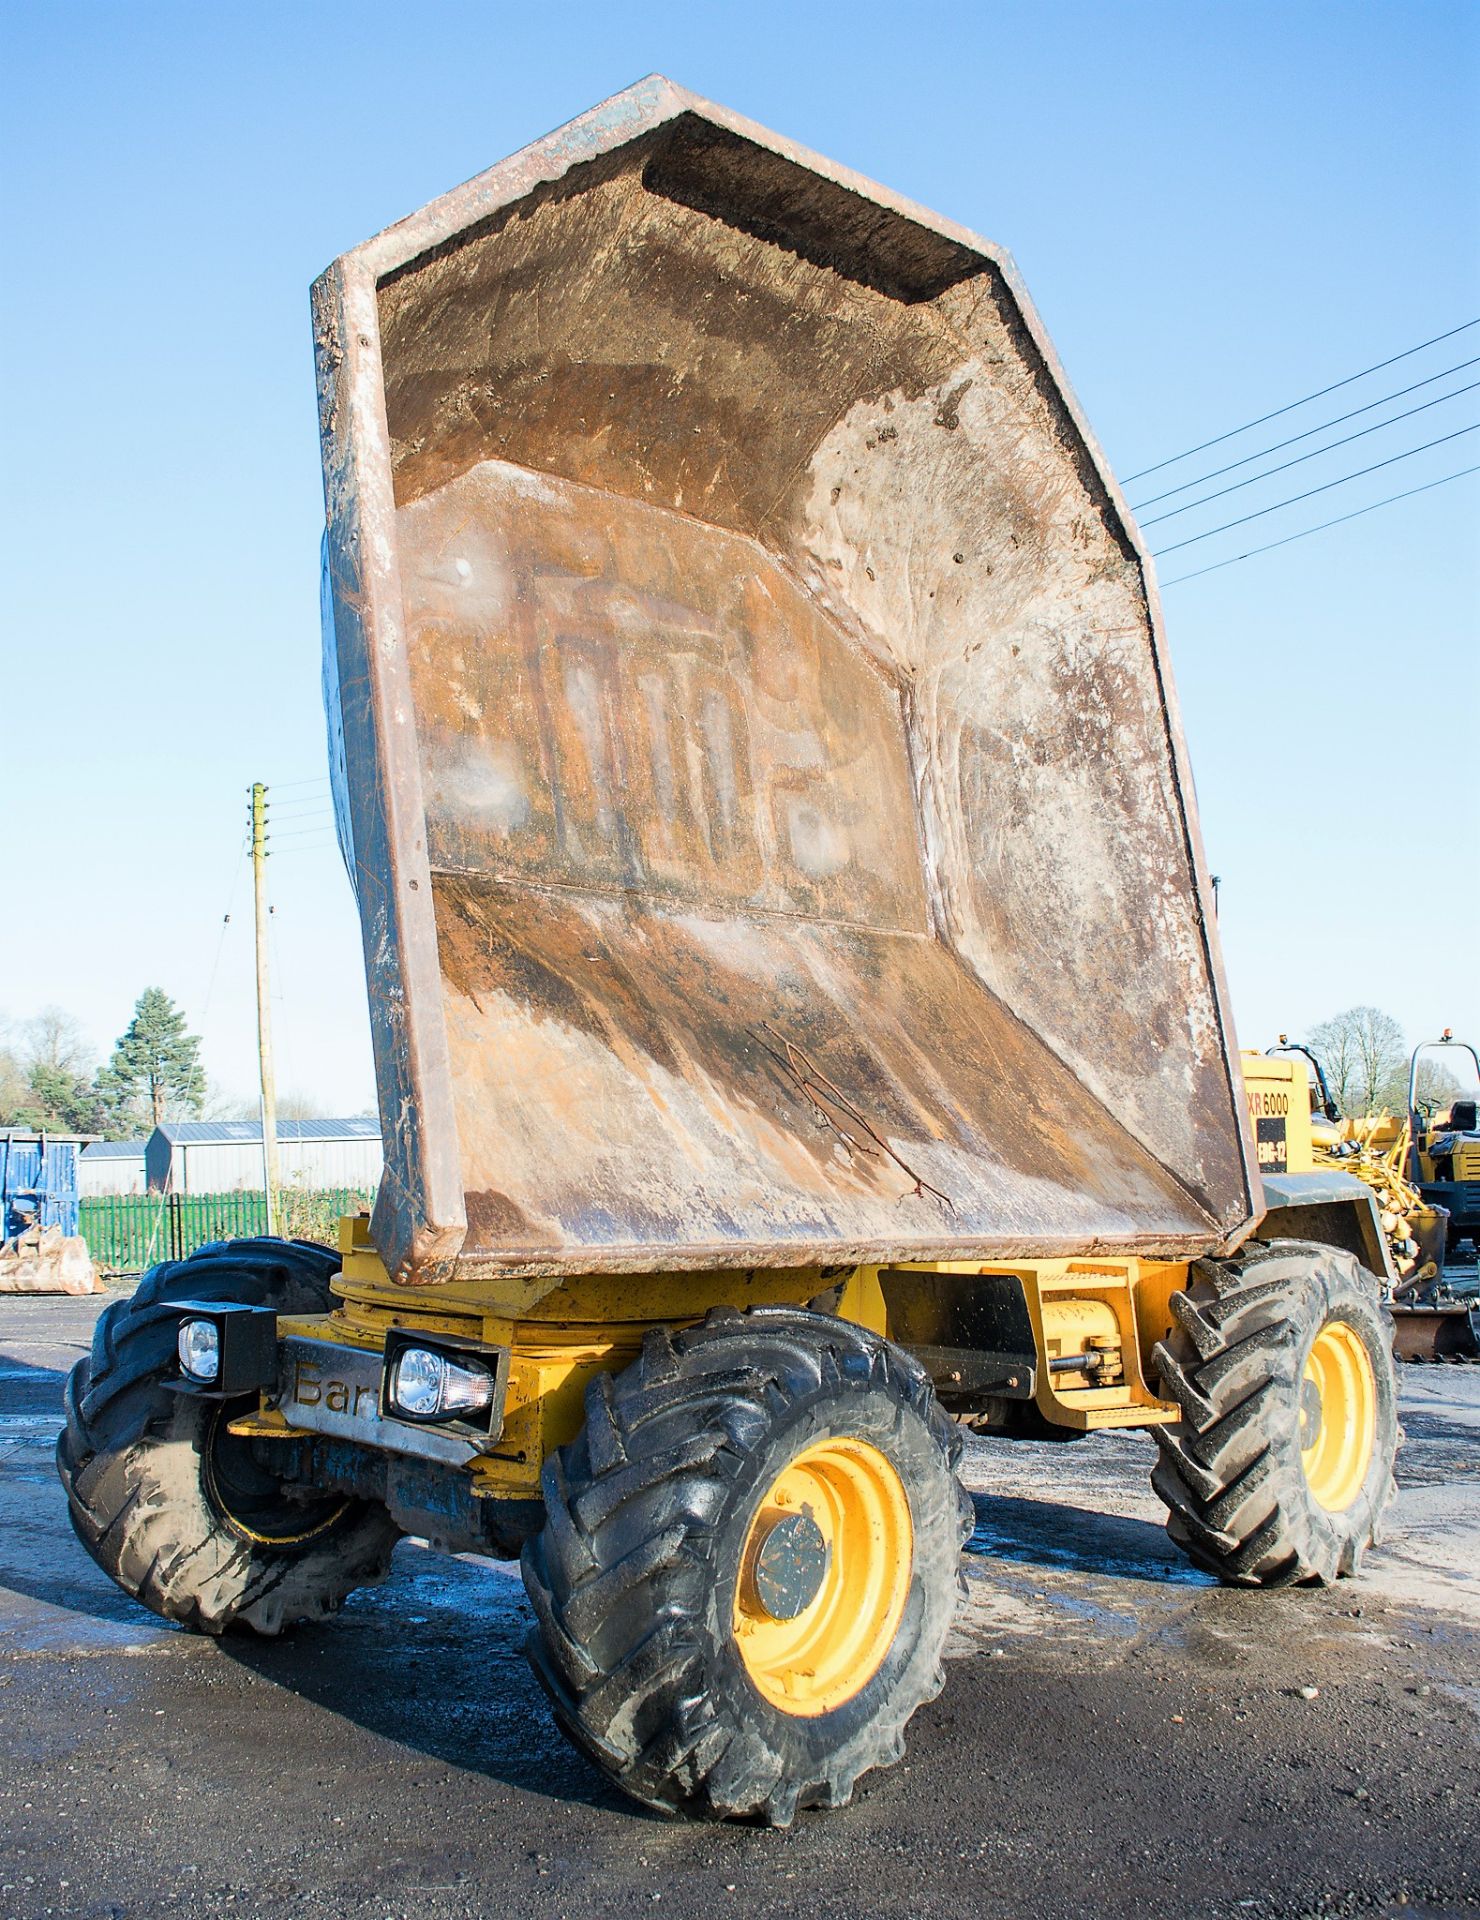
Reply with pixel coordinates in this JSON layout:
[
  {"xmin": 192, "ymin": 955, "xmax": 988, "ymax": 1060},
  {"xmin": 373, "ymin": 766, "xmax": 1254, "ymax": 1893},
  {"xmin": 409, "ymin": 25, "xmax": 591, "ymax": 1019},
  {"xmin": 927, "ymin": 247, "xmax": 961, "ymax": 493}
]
[{"xmin": 749, "ymin": 1510, "xmax": 830, "ymax": 1620}]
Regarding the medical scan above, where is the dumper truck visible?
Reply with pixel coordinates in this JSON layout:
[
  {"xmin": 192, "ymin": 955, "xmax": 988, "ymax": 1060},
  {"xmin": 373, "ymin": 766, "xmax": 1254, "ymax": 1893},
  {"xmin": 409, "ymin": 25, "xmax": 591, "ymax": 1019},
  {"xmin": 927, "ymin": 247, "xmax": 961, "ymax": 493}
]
[{"xmin": 58, "ymin": 79, "xmax": 1401, "ymax": 1826}]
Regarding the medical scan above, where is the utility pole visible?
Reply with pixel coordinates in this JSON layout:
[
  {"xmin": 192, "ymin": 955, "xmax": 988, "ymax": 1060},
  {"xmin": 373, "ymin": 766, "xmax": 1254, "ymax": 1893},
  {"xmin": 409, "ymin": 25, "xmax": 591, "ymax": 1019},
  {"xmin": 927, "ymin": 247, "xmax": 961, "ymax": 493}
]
[{"xmin": 250, "ymin": 782, "xmax": 280, "ymax": 1237}]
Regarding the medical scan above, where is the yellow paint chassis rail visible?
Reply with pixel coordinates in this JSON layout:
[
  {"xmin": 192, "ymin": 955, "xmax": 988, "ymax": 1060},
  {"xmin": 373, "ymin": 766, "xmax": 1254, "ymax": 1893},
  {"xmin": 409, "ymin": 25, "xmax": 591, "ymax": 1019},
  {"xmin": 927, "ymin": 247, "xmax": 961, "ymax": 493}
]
[{"xmin": 231, "ymin": 1217, "xmax": 1183, "ymax": 1504}]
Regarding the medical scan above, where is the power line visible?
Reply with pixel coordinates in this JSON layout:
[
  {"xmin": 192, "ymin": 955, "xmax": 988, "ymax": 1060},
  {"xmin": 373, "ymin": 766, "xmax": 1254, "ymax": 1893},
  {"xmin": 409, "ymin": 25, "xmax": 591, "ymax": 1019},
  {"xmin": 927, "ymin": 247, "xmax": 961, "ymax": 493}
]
[
  {"xmin": 266, "ymin": 897, "xmax": 302, "ymax": 1126},
  {"xmin": 1159, "ymin": 463, "xmax": 1480, "ymax": 586},
  {"xmin": 198, "ymin": 829, "xmax": 249, "ymax": 1030},
  {"xmin": 1151, "ymin": 421, "xmax": 1480, "ymax": 557},
  {"xmin": 1123, "ymin": 317, "xmax": 1480, "ymax": 484},
  {"xmin": 1130, "ymin": 354, "xmax": 1480, "ymax": 509},
  {"xmin": 269, "ymin": 836, "xmax": 339, "ymax": 857},
  {"xmin": 1139, "ymin": 377, "xmax": 1480, "ymax": 527}
]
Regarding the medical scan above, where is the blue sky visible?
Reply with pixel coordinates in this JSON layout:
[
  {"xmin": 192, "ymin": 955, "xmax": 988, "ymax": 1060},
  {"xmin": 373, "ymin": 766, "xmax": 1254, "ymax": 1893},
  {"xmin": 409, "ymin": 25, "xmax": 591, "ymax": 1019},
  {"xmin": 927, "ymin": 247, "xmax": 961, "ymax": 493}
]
[{"xmin": 3, "ymin": 0, "xmax": 1476, "ymax": 1112}]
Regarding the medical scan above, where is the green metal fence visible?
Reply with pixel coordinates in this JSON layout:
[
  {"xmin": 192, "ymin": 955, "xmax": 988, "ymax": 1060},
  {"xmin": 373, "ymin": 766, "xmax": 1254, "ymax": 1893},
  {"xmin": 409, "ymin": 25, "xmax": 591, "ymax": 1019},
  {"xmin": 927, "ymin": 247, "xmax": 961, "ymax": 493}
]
[{"xmin": 78, "ymin": 1189, "xmax": 376, "ymax": 1275}]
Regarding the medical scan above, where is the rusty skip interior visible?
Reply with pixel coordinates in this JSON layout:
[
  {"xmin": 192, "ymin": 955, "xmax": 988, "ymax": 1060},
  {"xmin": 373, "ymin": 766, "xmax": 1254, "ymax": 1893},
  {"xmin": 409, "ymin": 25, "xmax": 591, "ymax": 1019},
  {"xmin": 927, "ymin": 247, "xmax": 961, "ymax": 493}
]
[{"xmin": 320, "ymin": 94, "xmax": 1253, "ymax": 1283}]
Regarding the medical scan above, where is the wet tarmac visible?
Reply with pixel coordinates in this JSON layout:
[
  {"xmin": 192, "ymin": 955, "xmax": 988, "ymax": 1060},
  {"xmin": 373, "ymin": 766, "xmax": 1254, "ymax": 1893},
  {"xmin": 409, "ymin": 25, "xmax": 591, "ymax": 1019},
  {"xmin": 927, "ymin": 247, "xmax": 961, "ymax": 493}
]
[{"xmin": 2, "ymin": 1291, "xmax": 1477, "ymax": 1920}]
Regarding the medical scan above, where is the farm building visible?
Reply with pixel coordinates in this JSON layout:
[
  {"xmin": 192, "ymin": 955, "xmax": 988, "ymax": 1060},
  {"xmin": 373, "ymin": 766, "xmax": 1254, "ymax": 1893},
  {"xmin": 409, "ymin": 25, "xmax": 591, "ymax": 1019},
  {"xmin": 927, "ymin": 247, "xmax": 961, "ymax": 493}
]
[
  {"xmin": 78, "ymin": 1140, "xmax": 149, "ymax": 1197},
  {"xmin": 145, "ymin": 1118, "xmax": 382, "ymax": 1194}
]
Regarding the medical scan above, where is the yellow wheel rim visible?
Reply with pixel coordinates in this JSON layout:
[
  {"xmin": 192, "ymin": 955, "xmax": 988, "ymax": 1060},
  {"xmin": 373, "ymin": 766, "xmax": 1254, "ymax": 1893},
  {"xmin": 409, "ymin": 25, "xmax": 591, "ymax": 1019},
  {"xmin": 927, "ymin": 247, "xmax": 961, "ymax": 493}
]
[
  {"xmin": 1300, "ymin": 1320, "xmax": 1377, "ymax": 1513},
  {"xmin": 733, "ymin": 1436, "xmax": 912, "ymax": 1718}
]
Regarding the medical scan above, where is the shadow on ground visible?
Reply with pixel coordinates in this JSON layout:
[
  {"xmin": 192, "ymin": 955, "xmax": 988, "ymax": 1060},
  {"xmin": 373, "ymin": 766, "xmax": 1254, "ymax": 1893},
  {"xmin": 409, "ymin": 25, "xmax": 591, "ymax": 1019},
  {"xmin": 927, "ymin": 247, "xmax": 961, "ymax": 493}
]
[
  {"xmin": 221, "ymin": 1543, "xmax": 636, "ymax": 1813},
  {"xmin": 964, "ymin": 1490, "xmax": 1214, "ymax": 1586}
]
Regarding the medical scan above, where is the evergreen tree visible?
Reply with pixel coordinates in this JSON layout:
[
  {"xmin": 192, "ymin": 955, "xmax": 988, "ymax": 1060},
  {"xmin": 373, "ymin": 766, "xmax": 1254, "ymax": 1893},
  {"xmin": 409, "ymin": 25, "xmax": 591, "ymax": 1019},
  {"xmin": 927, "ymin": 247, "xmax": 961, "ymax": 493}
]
[
  {"xmin": 97, "ymin": 989, "xmax": 205, "ymax": 1130},
  {"xmin": 16, "ymin": 1061, "xmax": 110, "ymax": 1134}
]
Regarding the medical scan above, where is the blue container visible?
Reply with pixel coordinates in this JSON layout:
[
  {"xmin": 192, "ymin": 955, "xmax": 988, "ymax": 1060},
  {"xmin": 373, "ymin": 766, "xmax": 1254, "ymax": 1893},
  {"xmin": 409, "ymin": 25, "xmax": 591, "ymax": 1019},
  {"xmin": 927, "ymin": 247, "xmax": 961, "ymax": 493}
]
[{"xmin": 1, "ymin": 1132, "xmax": 83, "ymax": 1240}]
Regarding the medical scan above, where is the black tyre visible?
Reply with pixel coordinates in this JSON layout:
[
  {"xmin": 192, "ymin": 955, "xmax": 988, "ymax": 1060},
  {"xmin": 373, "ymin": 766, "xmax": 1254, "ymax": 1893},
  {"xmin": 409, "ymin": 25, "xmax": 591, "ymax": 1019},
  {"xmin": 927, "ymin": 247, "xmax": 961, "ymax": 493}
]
[
  {"xmin": 521, "ymin": 1306, "xmax": 969, "ymax": 1826},
  {"xmin": 1152, "ymin": 1240, "xmax": 1398, "ymax": 1586},
  {"xmin": 57, "ymin": 1237, "xmax": 399, "ymax": 1634}
]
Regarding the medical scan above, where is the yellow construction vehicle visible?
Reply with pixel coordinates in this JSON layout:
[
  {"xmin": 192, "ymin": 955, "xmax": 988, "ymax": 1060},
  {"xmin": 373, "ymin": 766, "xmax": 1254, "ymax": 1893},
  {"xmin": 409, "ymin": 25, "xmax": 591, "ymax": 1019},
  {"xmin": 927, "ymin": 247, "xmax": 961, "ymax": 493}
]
[
  {"xmin": 1406, "ymin": 1032, "xmax": 1480, "ymax": 1254},
  {"xmin": 1265, "ymin": 1038, "xmax": 1478, "ymax": 1359},
  {"xmin": 57, "ymin": 81, "xmax": 1400, "ymax": 1826}
]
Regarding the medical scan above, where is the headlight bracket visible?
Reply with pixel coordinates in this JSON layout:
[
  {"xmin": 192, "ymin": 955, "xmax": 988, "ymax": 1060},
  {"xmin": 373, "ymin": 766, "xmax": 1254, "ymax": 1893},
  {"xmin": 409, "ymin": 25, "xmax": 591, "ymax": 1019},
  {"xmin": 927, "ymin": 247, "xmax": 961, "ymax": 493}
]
[{"xmin": 167, "ymin": 1303, "xmax": 279, "ymax": 1399}]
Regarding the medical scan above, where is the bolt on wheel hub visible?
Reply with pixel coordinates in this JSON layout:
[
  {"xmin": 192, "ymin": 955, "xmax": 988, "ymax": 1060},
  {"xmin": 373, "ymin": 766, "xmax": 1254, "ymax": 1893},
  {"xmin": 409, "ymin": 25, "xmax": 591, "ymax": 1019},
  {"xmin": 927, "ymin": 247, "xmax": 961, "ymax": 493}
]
[
  {"xmin": 733, "ymin": 1436, "xmax": 913, "ymax": 1718},
  {"xmin": 748, "ymin": 1510, "xmax": 830, "ymax": 1621}
]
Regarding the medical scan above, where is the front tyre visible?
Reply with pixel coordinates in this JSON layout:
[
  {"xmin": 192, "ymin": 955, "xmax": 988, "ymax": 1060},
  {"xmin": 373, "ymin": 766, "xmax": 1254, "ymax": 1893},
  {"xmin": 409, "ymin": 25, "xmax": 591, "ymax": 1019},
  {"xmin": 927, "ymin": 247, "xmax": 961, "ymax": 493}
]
[
  {"xmin": 521, "ymin": 1307, "xmax": 970, "ymax": 1826},
  {"xmin": 57, "ymin": 1237, "xmax": 399, "ymax": 1635},
  {"xmin": 1152, "ymin": 1240, "xmax": 1398, "ymax": 1586}
]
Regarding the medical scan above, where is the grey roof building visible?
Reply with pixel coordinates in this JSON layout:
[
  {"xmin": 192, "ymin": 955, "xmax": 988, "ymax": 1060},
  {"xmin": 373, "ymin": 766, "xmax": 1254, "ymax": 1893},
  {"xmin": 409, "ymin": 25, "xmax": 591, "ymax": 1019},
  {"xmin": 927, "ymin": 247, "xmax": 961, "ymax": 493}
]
[
  {"xmin": 78, "ymin": 1139, "xmax": 150, "ymax": 1197},
  {"xmin": 145, "ymin": 1117, "xmax": 382, "ymax": 1194}
]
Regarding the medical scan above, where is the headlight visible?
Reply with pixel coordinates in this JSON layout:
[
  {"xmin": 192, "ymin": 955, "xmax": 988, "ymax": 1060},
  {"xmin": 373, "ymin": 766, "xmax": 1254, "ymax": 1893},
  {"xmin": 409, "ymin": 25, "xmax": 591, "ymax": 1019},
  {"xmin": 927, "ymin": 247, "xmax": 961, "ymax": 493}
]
[
  {"xmin": 391, "ymin": 1346, "xmax": 447, "ymax": 1417},
  {"xmin": 169, "ymin": 1303, "xmax": 278, "ymax": 1395},
  {"xmin": 178, "ymin": 1316, "xmax": 221, "ymax": 1384},
  {"xmin": 387, "ymin": 1345, "xmax": 497, "ymax": 1423}
]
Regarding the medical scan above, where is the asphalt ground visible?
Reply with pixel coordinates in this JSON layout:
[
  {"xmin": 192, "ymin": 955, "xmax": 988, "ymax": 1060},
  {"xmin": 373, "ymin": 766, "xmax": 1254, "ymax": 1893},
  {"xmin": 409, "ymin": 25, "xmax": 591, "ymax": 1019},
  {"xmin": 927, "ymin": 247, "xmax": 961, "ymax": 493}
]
[{"xmin": 2, "ymin": 1290, "xmax": 1477, "ymax": 1920}]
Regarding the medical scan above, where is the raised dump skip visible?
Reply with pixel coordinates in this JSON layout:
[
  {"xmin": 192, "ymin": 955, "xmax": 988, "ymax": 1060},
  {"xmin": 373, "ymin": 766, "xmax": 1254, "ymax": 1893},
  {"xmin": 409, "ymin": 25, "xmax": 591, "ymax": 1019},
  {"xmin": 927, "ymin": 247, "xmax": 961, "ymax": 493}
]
[{"xmin": 314, "ymin": 77, "xmax": 1258, "ymax": 1286}]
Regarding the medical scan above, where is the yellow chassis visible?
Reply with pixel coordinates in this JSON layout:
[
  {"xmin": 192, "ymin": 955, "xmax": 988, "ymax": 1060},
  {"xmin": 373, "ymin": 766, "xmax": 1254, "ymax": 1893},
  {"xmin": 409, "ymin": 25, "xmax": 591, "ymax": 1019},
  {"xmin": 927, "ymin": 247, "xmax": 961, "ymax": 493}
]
[{"xmin": 231, "ymin": 1216, "xmax": 1185, "ymax": 1506}]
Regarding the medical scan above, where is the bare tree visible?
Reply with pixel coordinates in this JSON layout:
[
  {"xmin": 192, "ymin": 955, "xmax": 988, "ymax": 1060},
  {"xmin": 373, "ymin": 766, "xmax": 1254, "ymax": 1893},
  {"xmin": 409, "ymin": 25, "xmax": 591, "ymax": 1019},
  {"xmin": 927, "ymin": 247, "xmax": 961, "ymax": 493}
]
[
  {"xmin": 217, "ymin": 1088, "xmax": 331, "ymax": 1123},
  {"xmin": 0, "ymin": 1006, "xmax": 106, "ymax": 1133},
  {"xmin": 22, "ymin": 1007, "xmax": 93, "ymax": 1079},
  {"xmin": 277, "ymin": 1090, "xmax": 329, "ymax": 1123},
  {"xmin": 197, "ymin": 1078, "xmax": 251, "ymax": 1123},
  {"xmin": 0, "ymin": 1036, "xmax": 29, "ymax": 1122},
  {"xmin": 1413, "ymin": 1060, "xmax": 1466, "ymax": 1111},
  {"xmin": 1306, "ymin": 1006, "xmax": 1407, "ymax": 1115}
]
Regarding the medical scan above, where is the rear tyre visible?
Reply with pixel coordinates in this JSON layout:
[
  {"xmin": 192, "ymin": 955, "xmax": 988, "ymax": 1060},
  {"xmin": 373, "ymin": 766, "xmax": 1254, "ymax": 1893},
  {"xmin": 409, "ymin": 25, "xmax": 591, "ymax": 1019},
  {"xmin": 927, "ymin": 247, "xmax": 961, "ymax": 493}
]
[
  {"xmin": 56, "ymin": 1237, "xmax": 399, "ymax": 1634},
  {"xmin": 521, "ymin": 1306, "xmax": 970, "ymax": 1826},
  {"xmin": 1152, "ymin": 1240, "xmax": 1397, "ymax": 1586}
]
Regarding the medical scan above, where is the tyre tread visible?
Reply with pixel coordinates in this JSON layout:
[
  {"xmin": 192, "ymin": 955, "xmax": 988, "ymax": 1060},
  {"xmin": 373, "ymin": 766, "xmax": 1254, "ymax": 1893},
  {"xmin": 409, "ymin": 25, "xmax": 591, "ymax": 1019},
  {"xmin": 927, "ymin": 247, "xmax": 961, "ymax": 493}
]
[
  {"xmin": 522, "ymin": 1305, "xmax": 962, "ymax": 1823},
  {"xmin": 1152, "ymin": 1239, "xmax": 1398, "ymax": 1588},
  {"xmin": 55, "ymin": 1237, "xmax": 398, "ymax": 1635}
]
